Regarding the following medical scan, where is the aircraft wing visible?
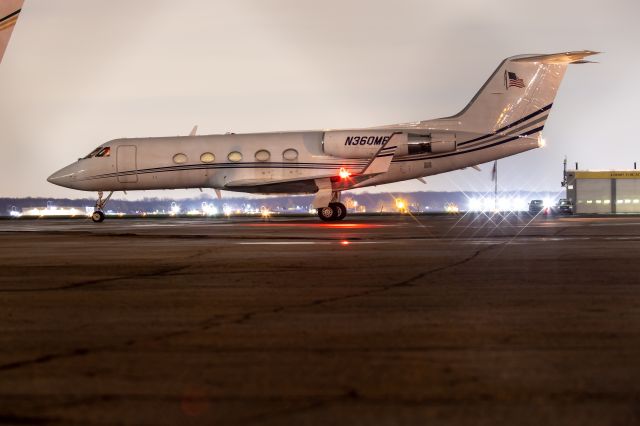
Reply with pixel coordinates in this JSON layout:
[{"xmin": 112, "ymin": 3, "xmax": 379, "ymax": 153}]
[
  {"xmin": 224, "ymin": 132, "xmax": 402, "ymax": 198},
  {"xmin": 224, "ymin": 176, "xmax": 324, "ymax": 194},
  {"xmin": 357, "ymin": 132, "xmax": 401, "ymax": 176}
]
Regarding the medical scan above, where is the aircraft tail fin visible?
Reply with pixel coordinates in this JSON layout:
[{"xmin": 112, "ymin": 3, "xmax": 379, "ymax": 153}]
[
  {"xmin": 440, "ymin": 50, "xmax": 599, "ymax": 134},
  {"xmin": 0, "ymin": 0, "xmax": 24, "ymax": 64}
]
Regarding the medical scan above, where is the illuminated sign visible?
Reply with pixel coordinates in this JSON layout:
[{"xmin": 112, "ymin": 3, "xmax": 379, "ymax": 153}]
[{"xmin": 574, "ymin": 171, "xmax": 640, "ymax": 179}]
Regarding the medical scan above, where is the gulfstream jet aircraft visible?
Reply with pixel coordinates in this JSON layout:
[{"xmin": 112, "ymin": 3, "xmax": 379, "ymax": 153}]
[{"xmin": 48, "ymin": 51, "xmax": 597, "ymax": 222}]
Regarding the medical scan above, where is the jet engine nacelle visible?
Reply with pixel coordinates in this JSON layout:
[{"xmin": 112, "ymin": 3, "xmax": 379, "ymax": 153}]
[
  {"xmin": 406, "ymin": 132, "xmax": 457, "ymax": 155},
  {"xmin": 323, "ymin": 131, "xmax": 408, "ymax": 158}
]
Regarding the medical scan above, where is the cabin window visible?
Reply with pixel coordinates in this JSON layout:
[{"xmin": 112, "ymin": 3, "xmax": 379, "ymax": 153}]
[
  {"xmin": 200, "ymin": 152, "xmax": 215, "ymax": 163},
  {"xmin": 255, "ymin": 150, "xmax": 270, "ymax": 162},
  {"xmin": 228, "ymin": 151, "xmax": 243, "ymax": 162},
  {"xmin": 173, "ymin": 153, "xmax": 188, "ymax": 164},
  {"xmin": 283, "ymin": 148, "xmax": 298, "ymax": 161}
]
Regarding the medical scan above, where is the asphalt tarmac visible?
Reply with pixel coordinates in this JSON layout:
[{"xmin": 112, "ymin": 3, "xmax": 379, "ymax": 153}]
[{"xmin": 1, "ymin": 214, "xmax": 640, "ymax": 425}]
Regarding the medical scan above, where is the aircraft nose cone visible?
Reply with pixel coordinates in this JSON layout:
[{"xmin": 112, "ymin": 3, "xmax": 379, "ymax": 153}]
[
  {"xmin": 47, "ymin": 164, "xmax": 78, "ymax": 188},
  {"xmin": 46, "ymin": 172, "xmax": 58, "ymax": 184}
]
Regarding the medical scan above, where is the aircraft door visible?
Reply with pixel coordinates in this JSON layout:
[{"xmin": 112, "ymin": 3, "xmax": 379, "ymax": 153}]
[{"xmin": 117, "ymin": 145, "xmax": 138, "ymax": 183}]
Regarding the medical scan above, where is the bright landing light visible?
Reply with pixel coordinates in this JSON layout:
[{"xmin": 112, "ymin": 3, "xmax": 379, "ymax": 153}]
[{"xmin": 339, "ymin": 168, "xmax": 351, "ymax": 179}]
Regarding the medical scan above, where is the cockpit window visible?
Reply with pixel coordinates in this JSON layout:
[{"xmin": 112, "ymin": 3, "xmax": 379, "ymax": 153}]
[
  {"xmin": 84, "ymin": 146, "xmax": 110, "ymax": 159},
  {"xmin": 84, "ymin": 147, "xmax": 101, "ymax": 159},
  {"xmin": 95, "ymin": 147, "xmax": 110, "ymax": 157}
]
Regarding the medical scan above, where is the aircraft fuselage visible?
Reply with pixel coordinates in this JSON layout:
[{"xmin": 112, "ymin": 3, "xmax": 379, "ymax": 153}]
[{"xmin": 48, "ymin": 129, "xmax": 540, "ymax": 193}]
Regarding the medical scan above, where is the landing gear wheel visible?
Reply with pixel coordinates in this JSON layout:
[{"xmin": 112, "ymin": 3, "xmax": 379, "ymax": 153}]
[
  {"xmin": 92, "ymin": 191, "xmax": 113, "ymax": 223},
  {"xmin": 91, "ymin": 210, "xmax": 105, "ymax": 223},
  {"xmin": 331, "ymin": 202, "xmax": 347, "ymax": 220},
  {"xmin": 317, "ymin": 206, "xmax": 334, "ymax": 222}
]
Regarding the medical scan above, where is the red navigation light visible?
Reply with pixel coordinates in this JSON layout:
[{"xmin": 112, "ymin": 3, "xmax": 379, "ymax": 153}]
[{"xmin": 339, "ymin": 168, "xmax": 351, "ymax": 179}]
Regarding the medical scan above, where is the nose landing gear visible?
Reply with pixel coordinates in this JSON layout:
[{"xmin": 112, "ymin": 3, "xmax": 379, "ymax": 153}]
[
  {"xmin": 91, "ymin": 210, "xmax": 105, "ymax": 223},
  {"xmin": 92, "ymin": 191, "xmax": 113, "ymax": 223}
]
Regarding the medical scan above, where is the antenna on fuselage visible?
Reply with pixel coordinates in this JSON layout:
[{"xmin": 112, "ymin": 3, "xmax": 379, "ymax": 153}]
[{"xmin": 189, "ymin": 125, "xmax": 198, "ymax": 136}]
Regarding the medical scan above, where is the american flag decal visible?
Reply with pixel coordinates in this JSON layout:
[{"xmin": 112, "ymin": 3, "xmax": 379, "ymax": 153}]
[{"xmin": 505, "ymin": 71, "xmax": 525, "ymax": 89}]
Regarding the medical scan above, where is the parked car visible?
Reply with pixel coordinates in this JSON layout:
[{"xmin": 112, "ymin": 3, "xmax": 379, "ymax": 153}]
[
  {"xmin": 528, "ymin": 199, "xmax": 544, "ymax": 214},
  {"xmin": 551, "ymin": 198, "xmax": 573, "ymax": 215}
]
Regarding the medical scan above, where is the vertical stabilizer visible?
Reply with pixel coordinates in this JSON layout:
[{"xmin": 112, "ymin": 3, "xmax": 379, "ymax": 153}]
[{"xmin": 441, "ymin": 51, "xmax": 598, "ymax": 134}]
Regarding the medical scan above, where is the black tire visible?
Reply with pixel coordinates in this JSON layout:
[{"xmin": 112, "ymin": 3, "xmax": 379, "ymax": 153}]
[
  {"xmin": 329, "ymin": 203, "xmax": 343, "ymax": 221},
  {"xmin": 332, "ymin": 202, "xmax": 347, "ymax": 220},
  {"xmin": 317, "ymin": 206, "xmax": 334, "ymax": 221},
  {"xmin": 91, "ymin": 210, "xmax": 105, "ymax": 223}
]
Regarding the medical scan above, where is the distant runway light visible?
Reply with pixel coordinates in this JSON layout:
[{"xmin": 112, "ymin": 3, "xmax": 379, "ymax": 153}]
[
  {"xmin": 513, "ymin": 197, "xmax": 527, "ymax": 211},
  {"xmin": 468, "ymin": 197, "xmax": 482, "ymax": 211},
  {"xmin": 498, "ymin": 197, "xmax": 511, "ymax": 211}
]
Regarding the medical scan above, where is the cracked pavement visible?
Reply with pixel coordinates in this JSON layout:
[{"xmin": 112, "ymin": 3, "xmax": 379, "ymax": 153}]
[{"xmin": 1, "ymin": 214, "xmax": 640, "ymax": 425}]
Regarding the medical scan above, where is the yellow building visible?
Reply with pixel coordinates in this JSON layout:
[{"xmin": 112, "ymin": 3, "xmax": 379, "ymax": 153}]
[{"xmin": 566, "ymin": 170, "xmax": 640, "ymax": 214}]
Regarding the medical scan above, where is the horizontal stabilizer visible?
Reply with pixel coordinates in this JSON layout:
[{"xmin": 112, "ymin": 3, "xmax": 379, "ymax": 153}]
[{"xmin": 512, "ymin": 50, "xmax": 600, "ymax": 64}]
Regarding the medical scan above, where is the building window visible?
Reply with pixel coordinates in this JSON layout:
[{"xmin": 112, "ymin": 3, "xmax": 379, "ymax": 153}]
[
  {"xmin": 568, "ymin": 185, "xmax": 574, "ymax": 190},
  {"xmin": 586, "ymin": 200, "xmax": 593, "ymax": 204},
  {"xmin": 283, "ymin": 148, "xmax": 298, "ymax": 161},
  {"xmin": 173, "ymin": 153, "xmax": 188, "ymax": 164},
  {"xmin": 200, "ymin": 152, "xmax": 215, "ymax": 163},
  {"xmin": 255, "ymin": 150, "xmax": 271, "ymax": 162},
  {"xmin": 228, "ymin": 151, "xmax": 243, "ymax": 162},
  {"xmin": 604, "ymin": 200, "xmax": 611, "ymax": 204}
]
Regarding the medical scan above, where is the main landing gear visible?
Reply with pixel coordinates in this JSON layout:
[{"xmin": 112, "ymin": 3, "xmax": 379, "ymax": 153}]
[
  {"xmin": 92, "ymin": 191, "xmax": 113, "ymax": 223},
  {"xmin": 317, "ymin": 202, "xmax": 347, "ymax": 222}
]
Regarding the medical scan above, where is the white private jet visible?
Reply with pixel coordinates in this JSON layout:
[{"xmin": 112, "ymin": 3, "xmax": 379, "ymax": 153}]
[{"xmin": 48, "ymin": 50, "xmax": 597, "ymax": 222}]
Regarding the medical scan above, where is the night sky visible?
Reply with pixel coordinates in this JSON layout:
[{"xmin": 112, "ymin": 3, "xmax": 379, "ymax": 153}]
[{"xmin": 1, "ymin": 0, "xmax": 638, "ymax": 199}]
